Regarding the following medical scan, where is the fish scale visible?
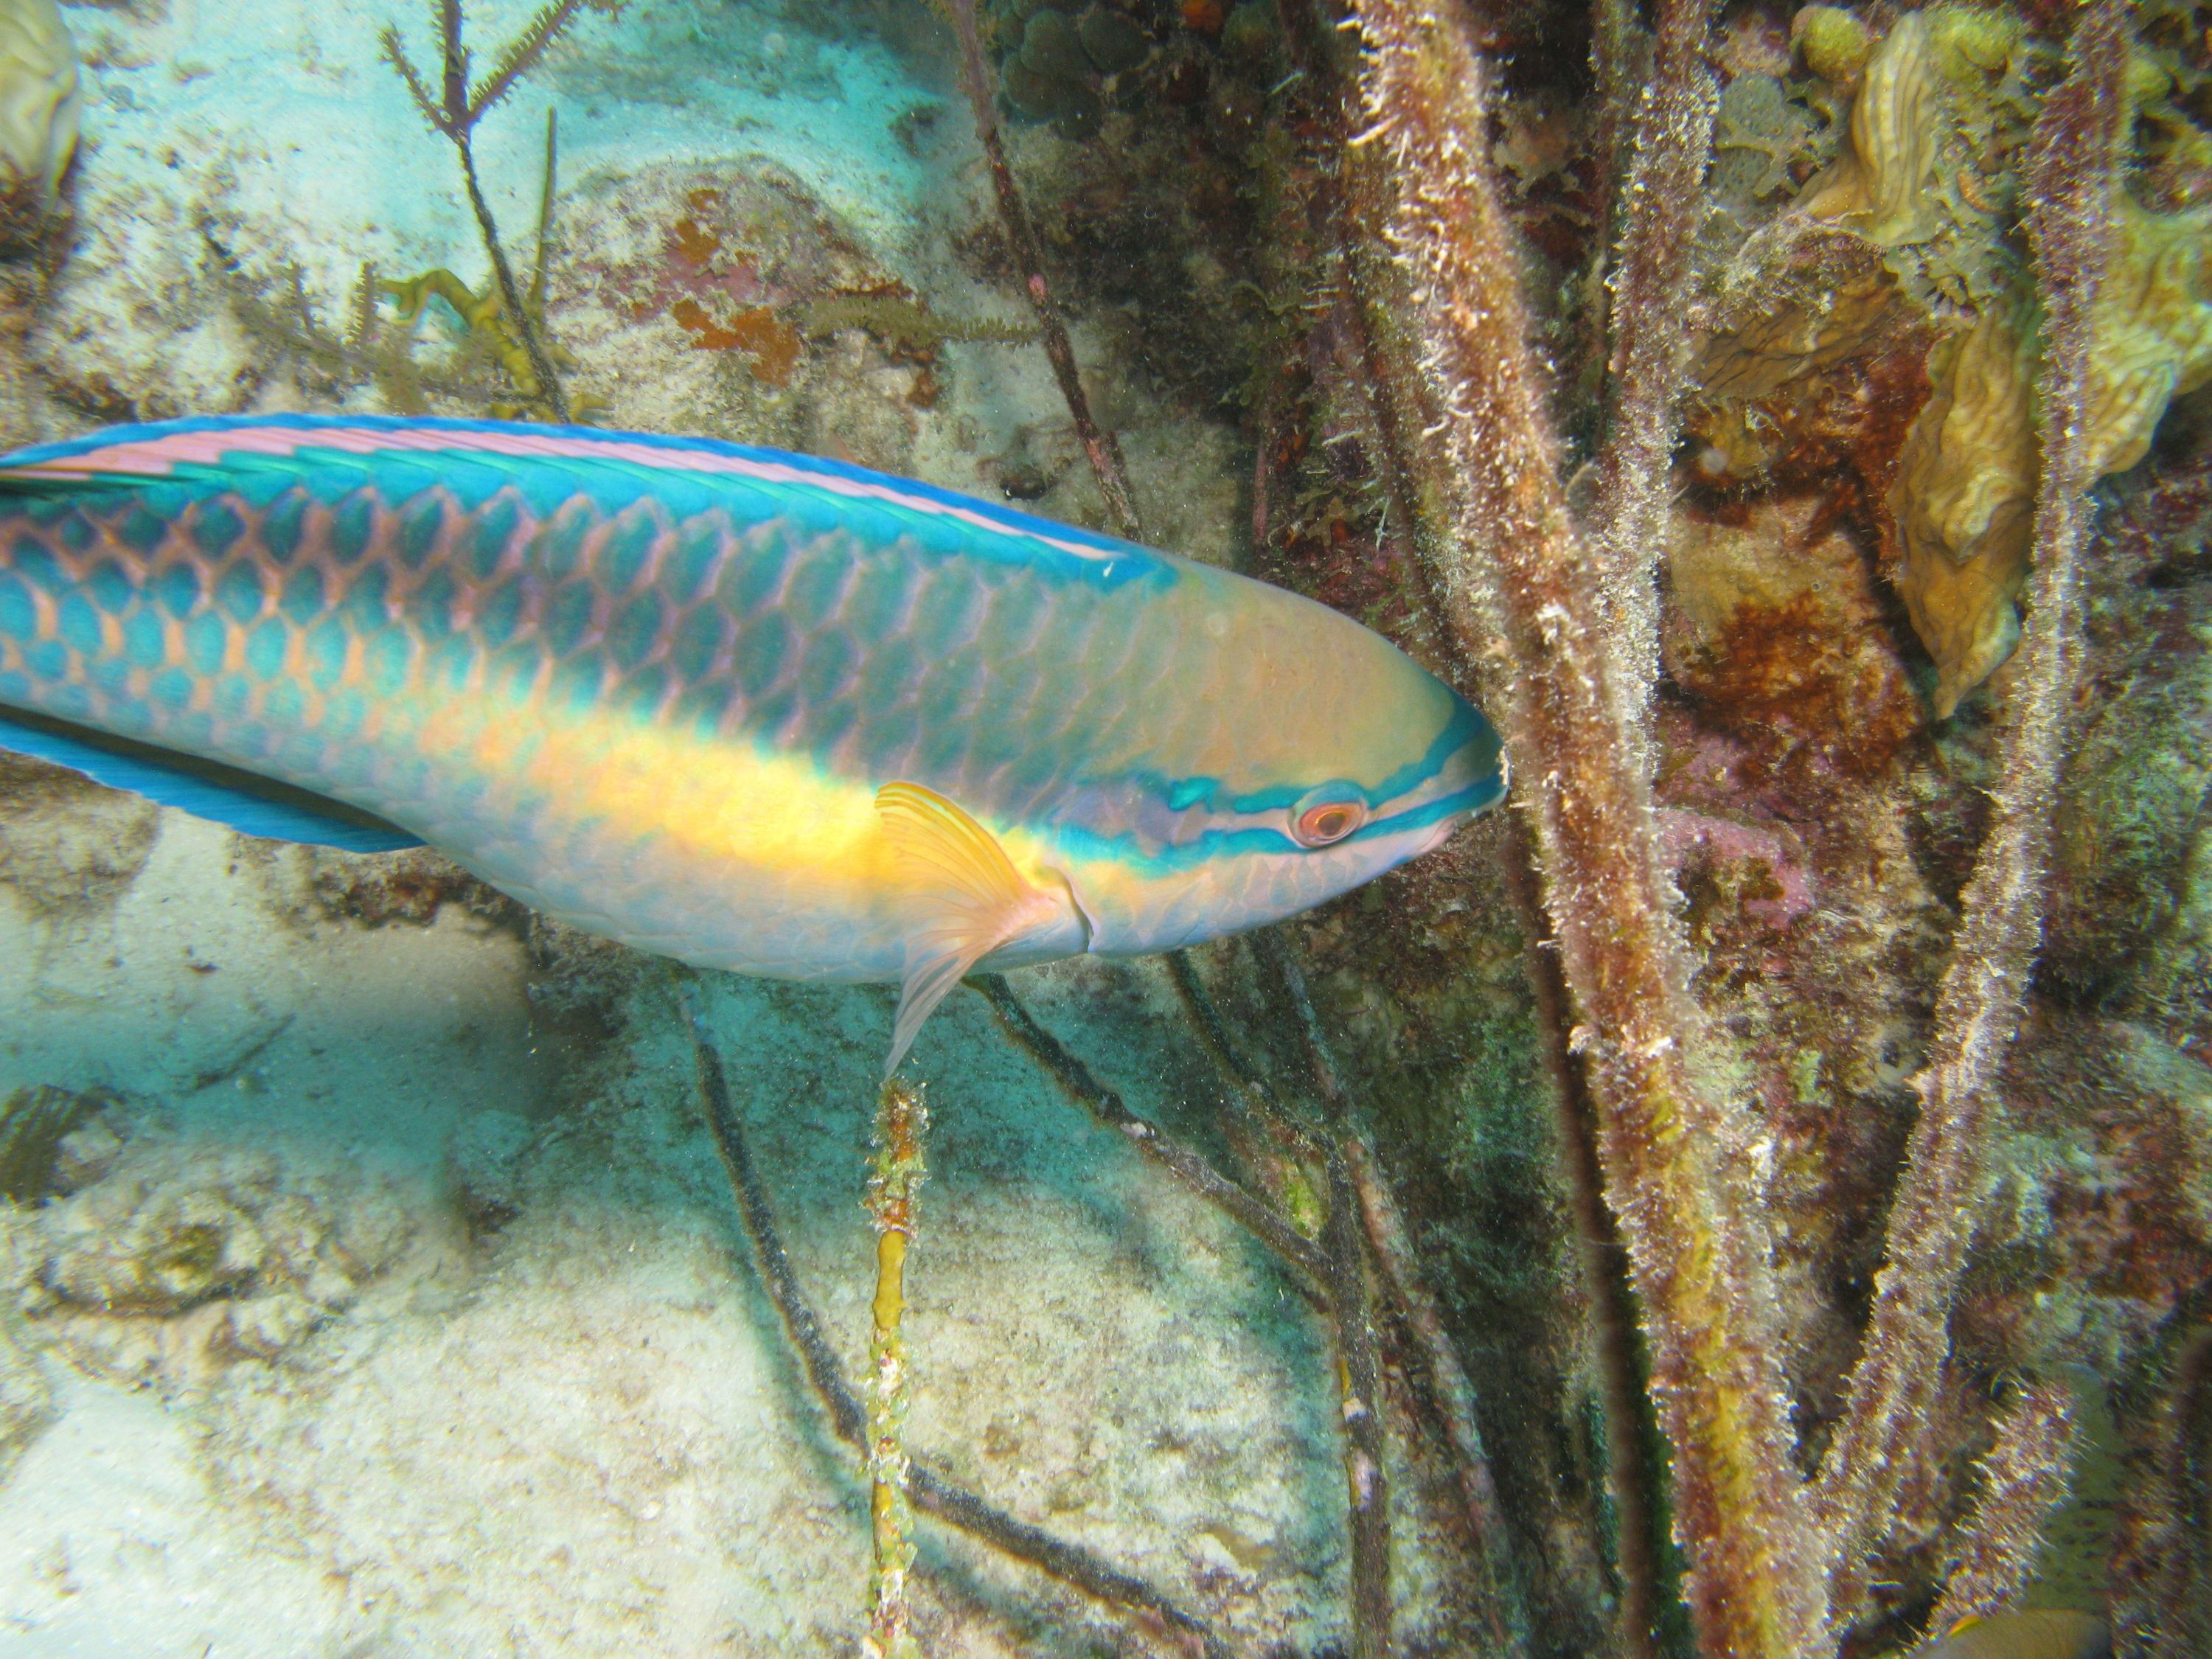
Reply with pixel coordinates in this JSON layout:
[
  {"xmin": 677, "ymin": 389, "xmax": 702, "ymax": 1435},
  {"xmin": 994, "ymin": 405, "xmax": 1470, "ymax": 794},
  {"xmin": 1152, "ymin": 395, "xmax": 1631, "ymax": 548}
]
[{"xmin": 0, "ymin": 414, "xmax": 1504, "ymax": 1064}]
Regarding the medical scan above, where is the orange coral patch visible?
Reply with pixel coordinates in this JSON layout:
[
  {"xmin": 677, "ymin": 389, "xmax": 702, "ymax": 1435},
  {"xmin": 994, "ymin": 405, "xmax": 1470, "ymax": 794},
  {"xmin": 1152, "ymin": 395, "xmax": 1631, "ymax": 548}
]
[
  {"xmin": 669, "ymin": 218, "xmax": 720, "ymax": 271},
  {"xmin": 669, "ymin": 299, "xmax": 804, "ymax": 386}
]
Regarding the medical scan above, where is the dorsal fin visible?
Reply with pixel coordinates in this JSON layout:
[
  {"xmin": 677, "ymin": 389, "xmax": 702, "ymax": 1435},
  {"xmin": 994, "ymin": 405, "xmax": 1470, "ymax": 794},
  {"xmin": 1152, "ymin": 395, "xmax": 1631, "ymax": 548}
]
[
  {"xmin": 874, "ymin": 781, "xmax": 1065, "ymax": 1079},
  {"xmin": 0, "ymin": 707, "xmax": 422, "ymax": 853}
]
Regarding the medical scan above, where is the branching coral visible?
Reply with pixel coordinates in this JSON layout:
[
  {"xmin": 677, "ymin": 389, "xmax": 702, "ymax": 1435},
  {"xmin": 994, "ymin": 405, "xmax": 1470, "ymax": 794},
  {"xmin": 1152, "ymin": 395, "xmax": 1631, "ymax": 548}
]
[
  {"xmin": 1816, "ymin": 12, "xmax": 2132, "ymax": 1626},
  {"xmin": 1341, "ymin": 4, "xmax": 1827, "ymax": 1652},
  {"xmin": 1927, "ymin": 1381, "xmax": 2081, "ymax": 1630},
  {"xmin": 381, "ymin": 0, "xmax": 624, "ymax": 424},
  {"xmin": 1326, "ymin": 0, "xmax": 2149, "ymax": 1652},
  {"xmin": 1584, "ymin": 0, "xmax": 1720, "ymax": 726}
]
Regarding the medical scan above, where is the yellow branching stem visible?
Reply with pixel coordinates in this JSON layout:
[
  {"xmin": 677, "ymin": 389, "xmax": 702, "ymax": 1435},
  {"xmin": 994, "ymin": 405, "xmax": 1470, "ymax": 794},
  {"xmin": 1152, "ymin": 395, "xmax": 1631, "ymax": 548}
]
[
  {"xmin": 1927, "ymin": 1382, "xmax": 2079, "ymax": 1632},
  {"xmin": 379, "ymin": 0, "xmax": 622, "ymax": 425},
  {"xmin": 679, "ymin": 984, "xmax": 1228, "ymax": 1659},
  {"xmin": 1809, "ymin": 2, "xmax": 2127, "ymax": 1630},
  {"xmin": 1340, "ymin": 4, "xmax": 1827, "ymax": 1655},
  {"xmin": 863, "ymin": 1079, "xmax": 928, "ymax": 1659},
  {"xmin": 1585, "ymin": 0, "xmax": 1719, "ymax": 723}
]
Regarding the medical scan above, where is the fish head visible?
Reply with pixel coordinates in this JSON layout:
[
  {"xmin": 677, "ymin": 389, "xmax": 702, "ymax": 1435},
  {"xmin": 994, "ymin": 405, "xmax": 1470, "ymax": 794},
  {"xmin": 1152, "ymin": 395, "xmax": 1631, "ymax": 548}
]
[{"xmin": 1051, "ymin": 571, "xmax": 1506, "ymax": 954}]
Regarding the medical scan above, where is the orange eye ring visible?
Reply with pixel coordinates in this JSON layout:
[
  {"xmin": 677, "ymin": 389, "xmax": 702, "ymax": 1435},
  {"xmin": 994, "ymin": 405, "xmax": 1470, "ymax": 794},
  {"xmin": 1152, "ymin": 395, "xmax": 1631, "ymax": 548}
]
[{"xmin": 1291, "ymin": 799, "xmax": 1366, "ymax": 848}]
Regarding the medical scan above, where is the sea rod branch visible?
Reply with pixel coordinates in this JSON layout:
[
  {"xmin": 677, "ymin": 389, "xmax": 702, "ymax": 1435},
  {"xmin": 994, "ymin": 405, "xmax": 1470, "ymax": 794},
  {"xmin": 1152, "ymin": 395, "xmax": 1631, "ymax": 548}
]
[
  {"xmin": 1338, "ymin": 3, "xmax": 1828, "ymax": 1654},
  {"xmin": 1809, "ymin": 0, "xmax": 2129, "ymax": 1629},
  {"xmin": 1585, "ymin": 0, "xmax": 1719, "ymax": 728}
]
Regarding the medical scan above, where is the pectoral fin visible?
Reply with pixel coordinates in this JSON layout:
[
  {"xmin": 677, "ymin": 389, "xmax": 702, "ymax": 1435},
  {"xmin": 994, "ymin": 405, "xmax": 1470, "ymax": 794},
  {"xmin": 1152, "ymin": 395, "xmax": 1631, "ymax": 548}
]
[{"xmin": 875, "ymin": 780, "xmax": 1064, "ymax": 1078}]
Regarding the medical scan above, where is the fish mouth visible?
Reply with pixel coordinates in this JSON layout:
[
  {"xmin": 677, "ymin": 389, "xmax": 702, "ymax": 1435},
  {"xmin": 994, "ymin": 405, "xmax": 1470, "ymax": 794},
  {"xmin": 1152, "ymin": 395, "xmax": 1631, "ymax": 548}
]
[
  {"xmin": 1411, "ymin": 717, "xmax": 1509, "ymax": 857},
  {"xmin": 1415, "ymin": 816, "xmax": 1465, "ymax": 858}
]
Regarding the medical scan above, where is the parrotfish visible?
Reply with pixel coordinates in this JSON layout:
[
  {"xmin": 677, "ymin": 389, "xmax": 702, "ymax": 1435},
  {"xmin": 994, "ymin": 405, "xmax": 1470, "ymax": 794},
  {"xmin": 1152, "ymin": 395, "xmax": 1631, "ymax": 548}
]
[{"xmin": 0, "ymin": 415, "xmax": 1503, "ymax": 1070}]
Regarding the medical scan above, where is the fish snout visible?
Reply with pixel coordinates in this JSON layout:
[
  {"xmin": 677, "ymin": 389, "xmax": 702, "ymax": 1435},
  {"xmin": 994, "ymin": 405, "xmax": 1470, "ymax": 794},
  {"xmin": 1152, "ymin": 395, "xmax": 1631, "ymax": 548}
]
[{"xmin": 1426, "ymin": 701, "xmax": 1508, "ymax": 834}]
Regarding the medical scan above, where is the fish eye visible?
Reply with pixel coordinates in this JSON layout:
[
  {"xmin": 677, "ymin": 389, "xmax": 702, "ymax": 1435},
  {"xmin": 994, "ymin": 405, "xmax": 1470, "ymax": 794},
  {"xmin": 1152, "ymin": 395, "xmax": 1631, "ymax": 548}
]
[{"xmin": 1290, "ymin": 799, "xmax": 1366, "ymax": 848}]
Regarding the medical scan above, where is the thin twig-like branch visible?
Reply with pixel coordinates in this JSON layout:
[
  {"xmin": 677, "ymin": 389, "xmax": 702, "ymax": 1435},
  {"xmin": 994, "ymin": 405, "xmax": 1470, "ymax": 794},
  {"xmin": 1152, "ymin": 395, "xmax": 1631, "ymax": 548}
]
[
  {"xmin": 383, "ymin": 1, "xmax": 612, "ymax": 423},
  {"xmin": 681, "ymin": 985, "xmax": 1228, "ymax": 1659},
  {"xmin": 974, "ymin": 973, "xmax": 1329, "ymax": 1285},
  {"xmin": 1585, "ymin": 0, "xmax": 1718, "ymax": 724},
  {"xmin": 531, "ymin": 107, "xmax": 558, "ymax": 312},
  {"xmin": 940, "ymin": 0, "xmax": 1141, "ymax": 541},
  {"xmin": 454, "ymin": 132, "xmax": 571, "ymax": 423},
  {"xmin": 1164, "ymin": 947, "xmax": 1325, "ymax": 1164},
  {"xmin": 1249, "ymin": 931, "xmax": 1390, "ymax": 1658},
  {"xmin": 1341, "ymin": 1133, "xmax": 1531, "ymax": 1659},
  {"xmin": 470, "ymin": 0, "xmax": 612, "ymax": 125},
  {"xmin": 863, "ymin": 1079, "xmax": 928, "ymax": 1659},
  {"xmin": 1810, "ymin": 2, "xmax": 2129, "ymax": 1627},
  {"xmin": 1570, "ymin": 0, "xmax": 1640, "ymax": 406},
  {"xmin": 1176, "ymin": 936, "xmax": 1529, "ymax": 1655},
  {"xmin": 1502, "ymin": 828, "xmax": 1659, "ymax": 1659},
  {"xmin": 380, "ymin": 26, "xmax": 452, "ymax": 135},
  {"xmin": 1324, "ymin": 1138, "xmax": 1392, "ymax": 1659},
  {"xmin": 437, "ymin": 0, "xmax": 467, "ymax": 128}
]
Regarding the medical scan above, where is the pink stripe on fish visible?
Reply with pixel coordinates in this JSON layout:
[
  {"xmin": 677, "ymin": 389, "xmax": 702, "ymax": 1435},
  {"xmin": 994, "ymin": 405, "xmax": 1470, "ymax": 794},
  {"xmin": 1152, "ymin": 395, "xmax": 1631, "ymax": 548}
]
[{"xmin": 11, "ymin": 422, "xmax": 1125, "ymax": 568}]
